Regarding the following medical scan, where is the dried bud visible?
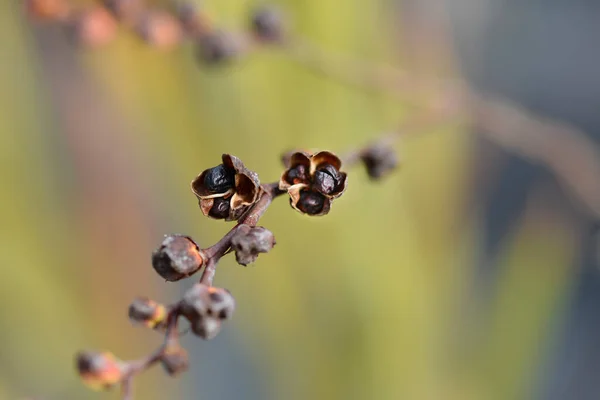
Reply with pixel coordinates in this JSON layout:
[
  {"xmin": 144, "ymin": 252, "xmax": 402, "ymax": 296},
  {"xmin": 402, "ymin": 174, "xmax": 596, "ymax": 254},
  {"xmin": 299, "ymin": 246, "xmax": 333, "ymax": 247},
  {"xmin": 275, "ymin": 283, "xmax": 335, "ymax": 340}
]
[
  {"xmin": 68, "ymin": 7, "xmax": 118, "ymax": 48},
  {"xmin": 102, "ymin": 0, "xmax": 143, "ymax": 21},
  {"xmin": 361, "ymin": 145, "xmax": 398, "ymax": 179},
  {"xmin": 161, "ymin": 346, "xmax": 189, "ymax": 376},
  {"xmin": 181, "ymin": 284, "xmax": 236, "ymax": 321},
  {"xmin": 250, "ymin": 5, "xmax": 285, "ymax": 43},
  {"xmin": 196, "ymin": 30, "xmax": 240, "ymax": 65},
  {"xmin": 191, "ymin": 316, "xmax": 222, "ymax": 340},
  {"xmin": 136, "ymin": 11, "xmax": 183, "ymax": 50},
  {"xmin": 152, "ymin": 235, "xmax": 205, "ymax": 281},
  {"xmin": 128, "ymin": 297, "xmax": 167, "ymax": 329},
  {"xmin": 25, "ymin": 0, "xmax": 70, "ymax": 21},
  {"xmin": 231, "ymin": 225, "xmax": 276, "ymax": 266},
  {"xmin": 76, "ymin": 351, "xmax": 124, "ymax": 391}
]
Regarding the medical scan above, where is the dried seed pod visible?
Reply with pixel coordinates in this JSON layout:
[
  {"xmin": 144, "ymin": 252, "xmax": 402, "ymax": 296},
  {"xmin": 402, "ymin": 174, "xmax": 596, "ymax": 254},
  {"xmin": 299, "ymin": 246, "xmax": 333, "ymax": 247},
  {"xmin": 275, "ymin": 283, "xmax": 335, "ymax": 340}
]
[
  {"xmin": 231, "ymin": 225, "xmax": 276, "ymax": 266},
  {"xmin": 68, "ymin": 7, "xmax": 118, "ymax": 48},
  {"xmin": 128, "ymin": 297, "xmax": 167, "ymax": 329},
  {"xmin": 360, "ymin": 144, "xmax": 399, "ymax": 179},
  {"xmin": 206, "ymin": 287, "xmax": 236, "ymax": 319},
  {"xmin": 25, "ymin": 0, "xmax": 70, "ymax": 21},
  {"xmin": 309, "ymin": 151, "xmax": 347, "ymax": 199},
  {"xmin": 250, "ymin": 5, "xmax": 285, "ymax": 43},
  {"xmin": 161, "ymin": 346, "xmax": 189, "ymax": 376},
  {"xmin": 152, "ymin": 235, "xmax": 205, "ymax": 281},
  {"xmin": 288, "ymin": 185, "xmax": 331, "ymax": 216},
  {"xmin": 191, "ymin": 154, "xmax": 261, "ymax": 221},
  {"xmin": 191, "ymin": 316, "xmax": 222, "ymax": 340},
  {"xmin": 136, "ymin": 10, "xmax": 183, "ymax": 50},
  {"xmin": 76, "ymin": 351, "xmax": 124, "ymax": 391}
]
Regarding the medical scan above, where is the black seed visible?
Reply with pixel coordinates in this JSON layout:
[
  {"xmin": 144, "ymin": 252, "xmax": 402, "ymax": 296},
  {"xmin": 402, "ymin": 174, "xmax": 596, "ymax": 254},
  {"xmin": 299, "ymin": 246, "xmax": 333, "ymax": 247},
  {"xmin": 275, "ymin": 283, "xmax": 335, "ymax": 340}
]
[
  {"xmin": 208, "ymin": 197, "xmax": 231, "ymax": 219},
  {"xmin": 287, "ymin": 164, "xmax": 308, "ymax": 184},
  {"xmin": 313, "ymin": 170, "xmax": 336, "ymax": 194},
  {"xmin": 203, "ymin": 164, "xmax": 235, "ymax": 193},
  {"xmin": 297, "ymin": 191, "xmax": 325, "ymax": 215}
]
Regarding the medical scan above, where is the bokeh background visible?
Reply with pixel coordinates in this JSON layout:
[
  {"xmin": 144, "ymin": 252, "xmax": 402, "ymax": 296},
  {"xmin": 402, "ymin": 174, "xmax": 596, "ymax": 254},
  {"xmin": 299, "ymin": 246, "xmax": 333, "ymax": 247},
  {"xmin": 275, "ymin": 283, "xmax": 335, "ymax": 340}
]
[{"xmin": 2, "ymin": 1, "xmax": 600, "ymax": 399}]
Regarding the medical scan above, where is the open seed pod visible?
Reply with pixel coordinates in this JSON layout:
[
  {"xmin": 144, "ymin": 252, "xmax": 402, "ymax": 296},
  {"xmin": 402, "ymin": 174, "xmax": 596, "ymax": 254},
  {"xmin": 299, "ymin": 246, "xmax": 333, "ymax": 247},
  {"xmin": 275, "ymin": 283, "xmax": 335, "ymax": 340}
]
[
  {"xmin": 288, "ymin": 184, "xmax": 332, "ymax": 216},
  {"xmin": 191, "ymin": 154, "xmax": 261, "ymax": 221},
  {"xmin": 279, "ymin": 151, "xmax": 312, "ymax": 190}
]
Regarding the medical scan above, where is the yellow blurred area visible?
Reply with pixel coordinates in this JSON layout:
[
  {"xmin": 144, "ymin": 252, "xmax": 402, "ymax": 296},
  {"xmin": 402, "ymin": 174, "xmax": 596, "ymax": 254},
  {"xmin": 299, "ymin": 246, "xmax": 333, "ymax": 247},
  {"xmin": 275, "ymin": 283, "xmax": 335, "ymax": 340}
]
[{"xmin": 0, "ymin": 1, "xmax": 580, "ymax": 400}]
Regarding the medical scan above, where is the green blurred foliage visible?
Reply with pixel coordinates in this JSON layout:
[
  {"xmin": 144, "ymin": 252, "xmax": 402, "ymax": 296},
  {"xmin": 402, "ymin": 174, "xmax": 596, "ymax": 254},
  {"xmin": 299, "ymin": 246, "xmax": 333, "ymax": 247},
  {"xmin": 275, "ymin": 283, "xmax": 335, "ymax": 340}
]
[{"xmin": 0, "ymin": 1, "xmax": 577, "ymax": 400}]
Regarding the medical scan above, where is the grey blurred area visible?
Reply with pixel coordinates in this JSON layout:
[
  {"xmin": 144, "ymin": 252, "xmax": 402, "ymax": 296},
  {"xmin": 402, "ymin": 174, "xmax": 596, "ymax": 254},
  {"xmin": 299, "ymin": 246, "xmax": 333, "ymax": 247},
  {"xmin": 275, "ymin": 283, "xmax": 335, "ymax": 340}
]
[{"xmin": 440, "ymin": 0, "xmax": 600, "ymax": 399}]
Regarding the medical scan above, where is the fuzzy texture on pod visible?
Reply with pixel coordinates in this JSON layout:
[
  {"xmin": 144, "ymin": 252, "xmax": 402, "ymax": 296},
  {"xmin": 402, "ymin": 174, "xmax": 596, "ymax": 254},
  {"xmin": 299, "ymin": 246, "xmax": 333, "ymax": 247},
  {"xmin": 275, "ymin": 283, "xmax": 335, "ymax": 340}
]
[
  {"xmin": 279, "ymin": 150, "xmax": 347, "ymax": 215},
  {"xmin": 128, "ymin": 297, "xmax": 167, "ymax": 329},
  {"xmin": 231, "ymin": 225, "xmax": 276, "ymax": 266},
  {"xmin": 76, "ymin": 351, "xmax": 124, "ymax": 391},
  {"xmin": 250, "ymin": 5, "xmax": 285, "ymax": 43},
  {"xmin": 152, "ymin": 235, "xmax": 205, "ymax": 281},
  {"xmin": 360, "ymin": 144, "xmax": 399, "ymax": 179},
  {"xmin": 191, "ymin": 154, "xmax": 261, "ymax": 221},
  {"xmin": 160, "ymin": 346, "xmax": 189, "ymax": 376}
]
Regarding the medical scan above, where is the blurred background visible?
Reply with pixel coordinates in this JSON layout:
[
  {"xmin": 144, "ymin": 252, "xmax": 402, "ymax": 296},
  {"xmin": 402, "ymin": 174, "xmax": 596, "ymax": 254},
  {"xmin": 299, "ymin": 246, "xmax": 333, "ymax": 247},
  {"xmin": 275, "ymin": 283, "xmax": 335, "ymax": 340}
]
[{"xmin": 2, "ymin": 0, "xmax": 600, "ymax": 399}]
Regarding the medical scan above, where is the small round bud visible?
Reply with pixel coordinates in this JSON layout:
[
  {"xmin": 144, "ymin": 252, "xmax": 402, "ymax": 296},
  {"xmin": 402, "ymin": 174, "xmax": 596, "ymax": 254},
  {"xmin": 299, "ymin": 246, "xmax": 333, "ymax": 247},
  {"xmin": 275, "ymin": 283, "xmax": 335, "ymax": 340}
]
[
  {"xmin": 208, "ymin": 196, "xmax": 231, "ymax": 219},
  {"xmin": 196, "ymin": 30, "xmax": 239, "ymax": 65},
  {"xmin": 161, "ymin": 346, "xmax": 189, "ymax": 376},
  {"xmin": 152, "ymin": 235, "xmax": 205, "ymax": 282},
  {"xmin": 203, "ymin": 164, "xmax": 235, "ymax": 193},
  {"xmin": 296, "ymin": 190, "xmax": 326, "ymax": 215},
  {"xmin": 68, "ymin": 7, "xmax": 118, "ymax": 48},
  {"xmin": 250, "ymin": 5, "xmax": 285, "ymax": 43},
  {"xmin": 191, "ymin": 316, "xmax": 222, "ymax": 340},
  {"xmin": 361, "ymin": 145, "xmax": 398, "ymax": 179},
  {"xmin": 76, "ymin": 351, "xmax": 123, "ymax": 391},
  {"xmin": 231, "ymin": 225, "xmax": 276, "ymax": 266},
  {"xmin": 136, "ymin": 11, "xmax": 183, "ymax": 50},
  {"xmin": 25, "ymin": 0, "xmax": 70, "ymax": 21},
  {"xmin": 128, "ymin": 297, "xmax": 167, "ymax": 329}
]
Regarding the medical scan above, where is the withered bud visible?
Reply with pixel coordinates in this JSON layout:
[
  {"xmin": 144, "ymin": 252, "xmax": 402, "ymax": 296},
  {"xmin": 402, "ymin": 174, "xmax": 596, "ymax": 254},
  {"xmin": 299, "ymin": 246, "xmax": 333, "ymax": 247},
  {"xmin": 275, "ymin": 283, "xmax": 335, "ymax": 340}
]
[
  {"xmin": 136, "ymin": 11, "xmax": 183, "ymax": 50},
  {"xmin": 250, "ymin": 5, "xmax": 285, "ymax": 43},
  {"xmin": 231, "ymin": 225, "xmax": 276, "ymax": 266},
  {"xmin": 191, "ymin": 316, "xmax": 222, "ymax": 340},
  {"xmin": 296, "ymin": 190, "xmax": 326, "ymax": 215},
  {"xmin": 76, "ymin": 351, "xmax": 124, "ymax": 391},
  {"xmin": 68, "ymin": 7, "xmax": 118, "ymax": 48},
  {"xmin": 161, "ymin": 346, "xmax": 189, "ymax": 376},
  {"xmin": 25, "ymin": 0, "xmax": 70, "ymax": 21},
  {"xmin": 361, "ymin": 145, "xmax": 398, "ymax": 179},
  {"xmin": 196, "ymin": 30, "xmax": 239, "ymax": 65},
  {"xmin": 208, "ymin": 196, "xmax": 231, "ymax": 219},
  {"xmin": 128, "ymin": 297, "xmax": 167, "ymax": 329},
  {"xmin": 203, "ymin": 164, "xmax": 235, "ymax": 193},
  {"xmin": 152, "ymin": 235, "xmax": 205, "ymax": 282}
]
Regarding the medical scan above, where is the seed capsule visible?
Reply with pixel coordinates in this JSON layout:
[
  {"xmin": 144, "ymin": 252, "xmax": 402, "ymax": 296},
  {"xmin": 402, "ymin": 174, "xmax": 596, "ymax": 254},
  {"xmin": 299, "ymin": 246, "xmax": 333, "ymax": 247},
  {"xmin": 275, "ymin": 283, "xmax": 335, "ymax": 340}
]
[
  {"xmin": 128, "ymin": 297, "xmax": 167, "ymax": 328},
  {"xmin": 151, "ymin": 235, "xmax": 205, "ymax": 281},
  {"xmin": 161, "ymin": 346, "xmax": 189, "ymax": 376},
  {"xmin": 76, "ymin": 351, "xmax": 123, "ymax": 391}
]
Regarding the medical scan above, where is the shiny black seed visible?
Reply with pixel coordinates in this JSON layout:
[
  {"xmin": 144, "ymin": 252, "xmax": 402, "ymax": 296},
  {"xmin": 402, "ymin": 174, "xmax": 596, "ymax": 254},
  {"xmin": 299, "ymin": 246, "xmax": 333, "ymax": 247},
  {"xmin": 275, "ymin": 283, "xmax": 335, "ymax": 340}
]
[
  {"xmin": 313, "ymin": 169, "xmax": 336, "ymax": 194},
  {"xmin": 297, "ymin": 191, "xmax": 325, "ymax": 215},
  {"xmin": 208, "ymin": 197, "xmax": 231, "ymax": 219},
  {"xmin": 203, "ymin": 164, "xmax": 235, "ymax": 193},
  {"xmin": 287, "ymin": 164, "xmax": 308, "ymax": 184}
]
